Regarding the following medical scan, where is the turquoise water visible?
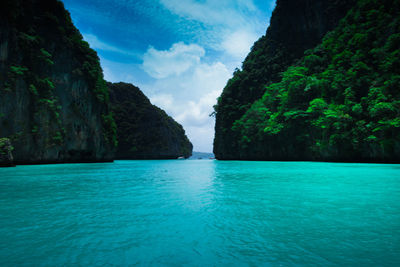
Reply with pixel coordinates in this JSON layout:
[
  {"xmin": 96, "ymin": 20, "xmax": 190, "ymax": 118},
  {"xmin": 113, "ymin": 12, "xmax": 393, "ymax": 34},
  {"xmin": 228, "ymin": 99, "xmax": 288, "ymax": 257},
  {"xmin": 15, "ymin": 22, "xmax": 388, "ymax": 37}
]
[{"xmin": 0, "ymin": 160, "xmax": 399, "ymax": 266}]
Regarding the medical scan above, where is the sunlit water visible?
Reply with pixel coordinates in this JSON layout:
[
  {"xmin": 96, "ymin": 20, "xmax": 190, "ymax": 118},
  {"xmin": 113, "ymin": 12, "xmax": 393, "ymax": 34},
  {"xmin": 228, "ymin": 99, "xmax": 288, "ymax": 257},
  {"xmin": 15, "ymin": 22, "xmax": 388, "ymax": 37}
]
[{"xmin": 0, "ymin": 160, "xmax": 399, "ymax": 266}]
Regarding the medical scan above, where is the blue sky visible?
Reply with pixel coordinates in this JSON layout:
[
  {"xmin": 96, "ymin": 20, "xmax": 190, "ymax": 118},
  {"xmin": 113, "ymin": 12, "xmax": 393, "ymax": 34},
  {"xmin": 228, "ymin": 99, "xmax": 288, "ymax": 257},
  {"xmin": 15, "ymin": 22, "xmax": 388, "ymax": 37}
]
[{"xmin": 61, "ymin": 0, "xmax": 276, "ymax": 152}]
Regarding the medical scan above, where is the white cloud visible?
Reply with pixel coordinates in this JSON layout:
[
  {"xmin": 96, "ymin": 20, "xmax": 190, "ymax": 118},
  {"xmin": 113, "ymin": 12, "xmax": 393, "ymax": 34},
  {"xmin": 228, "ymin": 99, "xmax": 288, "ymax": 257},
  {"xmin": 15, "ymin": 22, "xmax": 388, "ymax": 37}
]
[
  {"xmin": 159, "ymin": 0, "xmax": 266, "ymax": 61},
  {"xmin": 221, "ymin": 30, "xmax": 258, "ymax": 59},
  {"xmin": 150, "ymin": 91, "xmax": 221, "ymax": 152},
  {"xmin": 159, "ymin": 0, "xmax": 257, "ymax": 28},
  {"xmin": 174, "ymin": 89, "xmax": 222, "ymax": 127},
  {"xmin": 150, "ymin": 94, "xmax": 174, "ymax": 110},
  {"xmin": 185, "ymin": 125, "xmax": 216, "ymax": 153},
  {"xmin": 144, "ymin": 43, "xmax": 231, "ymax": 152},
  {"xmin": 142, "ymin": 42, "xmax": 205, "ymax": 79},
  {"xmin": 82, "ymin": 33, "xmax": 140, "ymax": 58}
]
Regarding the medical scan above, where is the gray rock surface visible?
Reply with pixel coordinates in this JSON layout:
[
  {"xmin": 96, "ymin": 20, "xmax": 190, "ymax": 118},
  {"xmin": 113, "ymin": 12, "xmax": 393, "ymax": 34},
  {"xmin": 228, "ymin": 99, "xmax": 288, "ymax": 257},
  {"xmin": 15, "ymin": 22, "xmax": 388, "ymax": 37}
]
[{"xmin": 0, "ymin": 0, "xmax": 116, "ymax": 164}]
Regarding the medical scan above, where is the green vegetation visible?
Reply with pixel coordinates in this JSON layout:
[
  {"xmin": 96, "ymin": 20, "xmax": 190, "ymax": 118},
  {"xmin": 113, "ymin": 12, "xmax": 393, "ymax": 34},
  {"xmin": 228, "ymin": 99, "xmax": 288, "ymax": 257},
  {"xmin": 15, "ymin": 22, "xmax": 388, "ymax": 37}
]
[
  {"xmin": 226, "ymin": 0, "xmax": 400, "ymax": 161},
  {"xmin": 102, "ymin": 112, "xmax": 118, "ymax": 148},
  {"xmin": 213, "ymin": 0, "xmax": 355, "ymax": 159},
  {"xmin": 0, "ymin": 138, "xmax": 14, "ymax": 166},
  {"xmin": 0, "ymin": 138, "xmax": 14, "ymax": 155},
  {"xmin": 9, "ymin": 65, "xmax": 28, "ymax": 76},
  {"xmin": 39, "ymin": 48, "xmax": 54, "ymax": 65}
]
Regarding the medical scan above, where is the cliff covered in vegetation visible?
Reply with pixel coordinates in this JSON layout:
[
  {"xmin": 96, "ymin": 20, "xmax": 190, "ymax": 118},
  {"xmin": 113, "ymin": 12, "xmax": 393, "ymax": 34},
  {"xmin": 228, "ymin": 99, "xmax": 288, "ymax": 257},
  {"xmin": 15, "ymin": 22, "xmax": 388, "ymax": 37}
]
[
  {"xmin": 109, "ymin": 82, "xmax": 193, "ymax": 159},
  {"xmin": 213, "ymin": 0, "xmax": 355, "ymax": 160},
  {"xmin": 0, "ymin": 0, "xmax": 117, "ymax": 164},
  {"xmin": 214, "ymin": 0, "xmax": 400, "ymax": 162}
]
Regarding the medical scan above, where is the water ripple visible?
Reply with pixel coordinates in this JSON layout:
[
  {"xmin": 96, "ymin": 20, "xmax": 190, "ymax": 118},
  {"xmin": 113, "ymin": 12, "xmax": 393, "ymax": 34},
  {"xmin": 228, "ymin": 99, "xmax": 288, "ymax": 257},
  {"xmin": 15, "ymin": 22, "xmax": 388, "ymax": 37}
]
[{"xmin": 0, "ymin": 160, "xmax": 399, "ymax": 266}]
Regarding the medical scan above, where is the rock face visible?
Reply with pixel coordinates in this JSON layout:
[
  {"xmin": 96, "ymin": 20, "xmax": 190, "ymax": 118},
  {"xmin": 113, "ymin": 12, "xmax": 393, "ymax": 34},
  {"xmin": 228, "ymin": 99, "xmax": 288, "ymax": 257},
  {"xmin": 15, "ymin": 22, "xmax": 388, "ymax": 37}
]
[
  {"xmin": 108, "ymin": 82, "xmax": 193, "ymax": 159},
  {"xmin": 0, "ymin": 138, "xmax": 14, "ymax": 167},
  {"xmin": 214, "ymin": 0, "xmax": 400, "ymax": 162},
  {"xmin": 213, "ymin": 0, "xmax": 355, "ymax": 160},
  {"xmin": 0, "ymin": 0, "xmax": 117, "ymax": 164}
]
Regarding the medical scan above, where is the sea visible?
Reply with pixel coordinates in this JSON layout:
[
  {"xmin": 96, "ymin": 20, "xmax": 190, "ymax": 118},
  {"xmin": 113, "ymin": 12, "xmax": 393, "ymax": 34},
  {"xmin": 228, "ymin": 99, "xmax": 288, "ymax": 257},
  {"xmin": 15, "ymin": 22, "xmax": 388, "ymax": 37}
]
[{"xmin": 0, "ymin": 160, "xmax": 399, "ymax": 266}]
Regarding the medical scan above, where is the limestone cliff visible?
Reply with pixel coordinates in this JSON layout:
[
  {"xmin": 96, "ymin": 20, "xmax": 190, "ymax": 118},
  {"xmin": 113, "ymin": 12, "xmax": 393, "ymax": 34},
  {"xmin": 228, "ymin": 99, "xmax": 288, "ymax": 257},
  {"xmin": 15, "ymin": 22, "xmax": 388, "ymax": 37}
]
[
  {"xmin": 213, "ymin": 0, "xmax": 355, "ymax": 159},
  {"xmin": 0, "ymin": 0, "xmax": 117, "ymax": 164},
  {"xmin": 214, "ymin": 0, "xmax": 400, "ymax": 162},
  {"xmin": 108, "ymin": 82, "xmax": 193, "ymax": 159}
]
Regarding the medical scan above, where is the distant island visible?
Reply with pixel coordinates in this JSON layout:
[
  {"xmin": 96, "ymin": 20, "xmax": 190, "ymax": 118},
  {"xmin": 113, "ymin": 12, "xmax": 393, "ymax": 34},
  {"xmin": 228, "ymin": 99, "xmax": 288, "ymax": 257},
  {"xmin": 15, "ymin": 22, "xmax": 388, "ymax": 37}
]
[{"xmin": 189, "ymin": 152, "xmax": 215, "ymax": 160}]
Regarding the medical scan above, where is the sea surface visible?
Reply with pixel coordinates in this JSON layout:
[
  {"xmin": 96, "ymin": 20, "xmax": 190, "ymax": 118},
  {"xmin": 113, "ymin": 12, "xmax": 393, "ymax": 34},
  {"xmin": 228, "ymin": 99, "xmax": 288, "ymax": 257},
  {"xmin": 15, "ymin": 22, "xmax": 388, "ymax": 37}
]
[{"xmin": 0, "ymin": 160, "xmax": 399, "ymax": 266}]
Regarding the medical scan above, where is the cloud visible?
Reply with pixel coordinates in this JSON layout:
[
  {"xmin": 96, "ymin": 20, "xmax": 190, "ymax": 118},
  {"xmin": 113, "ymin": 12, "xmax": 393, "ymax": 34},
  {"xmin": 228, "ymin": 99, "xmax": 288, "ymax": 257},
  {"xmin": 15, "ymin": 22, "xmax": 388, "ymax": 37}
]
[
  {"xmin": 142, "ymin": 42, "xmax": 205, "ymax": 79},
  {"xmin": 221, "ymin": 30, "xmax": 259, "ymax": 59},
  {"xmin": 159, "ymin": 0, "xmax": 258, "ymax": 28},
  {"xmin": 144, "ymin": 42, "xmax": 231, "ymax": 152},
  {"xmin": 184, "ymin": 125, "xmax": 216, "ymax": 153},
  {"xmin": 150, "ymin": 91, "xmax": 221, "ymax": 152},
  {"xmin": 83, "ymin": 33, "xmax": 124, "ymax": 53},
  {"xmin": 82, "ymin": 33, "xmax": 141, "ymax": 58},
  {"xmin": 158, "ymin": 0, "xmax": 266, "ymax": 61},
  {"xmin": 101, "ymin": 42, "xmax": 228, "ymax": 152},
  {"xmin": 150, "ymin": 94, "xmax": 174, "ymax": 110},
  {"xmin": 174, "ymin": 89, "xmax": 222, "ymax": 127},
  {"xmin": 151, "ymin": 91, "xmax": 219, "ymax": 128}
]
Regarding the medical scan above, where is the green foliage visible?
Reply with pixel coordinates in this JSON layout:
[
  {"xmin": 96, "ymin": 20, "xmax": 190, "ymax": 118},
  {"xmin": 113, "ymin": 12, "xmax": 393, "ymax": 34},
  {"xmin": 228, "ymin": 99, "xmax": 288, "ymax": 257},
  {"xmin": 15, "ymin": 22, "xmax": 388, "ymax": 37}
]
[
  {"xmin": 28, "ymin": 84, "xmax": 38, "ymax": 96},
  {"xmin": 213, "ymin": 0, "xmax": 357, "ymax": 158},
  {"xmin": 31, "ymin": 125, "xmax": 38, "ymax": 134},
  {"xmin": 37, "ymin": 78, "xmax": 55, "ymax": 91},
  {"xmin": 3, "ymin": 65, "xmax": 28, "ymax": 92},
  {"xmin": 18, "ymin": 32, "xmax": 38, "ymax": 43},
  {"xmin": 10, "ymin": 65, "xmax": 28, "ymax": 76},
  {"xmin": 95, "ymin": 75, "xmax": 109, "ymax": 103},
  {"xmin": 52, "ymin": 131, "xmax": 63, "ymax": 144},
  {"xmin": 39, "ymin": 48, "xmax": 54, "ymax": 65},
  {"xmin": 38, "ymin": 98, "xmax": 58, "ymax": 110},
  {"xmin": 40, "ymin": 48, "xmax": 51, "ymax": 58},
  {"xmin": 307, "ymin": 98, "xmax": 328, "ymax": 114},
  {"xmin": 102, "ymin": 112, "xmax": 118, "ymax": 148},
  {"xmin": 230, "ymin": 0, "xmax": 400, "ymax": 161},
  {"xmin": 369, "ymin": 102, "xmax": 396, "ymax": 118},
  {"xmin": 0, "ymin": 138, "xmax": 13, "ymax": 156}
]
